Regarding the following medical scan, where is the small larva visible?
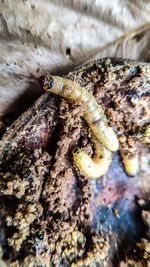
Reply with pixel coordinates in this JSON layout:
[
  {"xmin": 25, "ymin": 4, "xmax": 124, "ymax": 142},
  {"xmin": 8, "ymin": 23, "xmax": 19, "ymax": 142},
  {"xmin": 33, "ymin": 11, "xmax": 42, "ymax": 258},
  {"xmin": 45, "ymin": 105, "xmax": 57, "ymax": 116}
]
[
  {"xmin": 38, "ymin": 75, "xmax": 119, "ymax": 152},
  {"xmin": 73, "ymin": 135, "xmax": 112, "ymax": 179},
  {"xmin": 120, "ymin": 151, "xmax": 139, "ymax": 176}
]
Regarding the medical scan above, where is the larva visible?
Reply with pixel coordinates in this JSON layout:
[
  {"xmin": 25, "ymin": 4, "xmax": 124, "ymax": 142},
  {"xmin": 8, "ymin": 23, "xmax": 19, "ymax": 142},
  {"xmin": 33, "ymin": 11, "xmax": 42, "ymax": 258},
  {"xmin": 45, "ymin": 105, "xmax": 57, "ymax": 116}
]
[
  {"xmin": 73, "ymin": 135, "xmax": 112, "ymax": 179},
  {"xmin": 142, "ymin": 124, "xmax": 150, "ymax": 144},
  {"xmin": 120, "ymin": 151, "xmax": 139, "ymax": 176},
  {"xmin": 38, "ymin": 75, "xmax": 119, "ymax": 152}
]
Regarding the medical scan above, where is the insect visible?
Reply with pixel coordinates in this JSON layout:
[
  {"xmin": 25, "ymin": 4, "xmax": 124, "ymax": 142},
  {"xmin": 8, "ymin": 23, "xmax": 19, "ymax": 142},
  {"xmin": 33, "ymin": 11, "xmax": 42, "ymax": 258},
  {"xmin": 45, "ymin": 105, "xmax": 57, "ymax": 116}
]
[
  {"xmin": 38, "ymin": 75, "xmax": 139, "ymax": 178},
  {"xmin": 120, "ymin": 151, "xmax": 139, "ymax": 176},
  {"xmin": 73, "ymin": 134, "xmax": 112, "ymax": 179},
  {"xmin": 38, "ymin": 75, "xmax": 119, "ymax": 151}
]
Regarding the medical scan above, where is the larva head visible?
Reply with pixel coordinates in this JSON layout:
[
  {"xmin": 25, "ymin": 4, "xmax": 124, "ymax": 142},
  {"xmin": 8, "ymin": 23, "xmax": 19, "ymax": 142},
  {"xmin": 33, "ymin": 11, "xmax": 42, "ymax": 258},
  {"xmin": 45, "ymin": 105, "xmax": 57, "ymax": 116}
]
[{"xmin": 38, "ymin": 75, "xmax": 54, "ymax": 91}]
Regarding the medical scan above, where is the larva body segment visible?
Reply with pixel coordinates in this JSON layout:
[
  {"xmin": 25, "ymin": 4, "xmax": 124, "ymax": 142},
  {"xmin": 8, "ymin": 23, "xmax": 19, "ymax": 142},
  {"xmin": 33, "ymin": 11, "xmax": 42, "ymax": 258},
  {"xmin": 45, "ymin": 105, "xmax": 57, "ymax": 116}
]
[
  {"xmin": 120, "ymin": 151, "xmax": 139, "ymax": 176},
  {"xmin": 39, "ymin": 75, "xmax": 119, "ymax": 152},
  {"xmin": 73, "ymin": 137, "xmax": 112, "ymax": 179},
  {"xmin": 88, "ymin": 122, "xmax": 119, "ymax": 152}
]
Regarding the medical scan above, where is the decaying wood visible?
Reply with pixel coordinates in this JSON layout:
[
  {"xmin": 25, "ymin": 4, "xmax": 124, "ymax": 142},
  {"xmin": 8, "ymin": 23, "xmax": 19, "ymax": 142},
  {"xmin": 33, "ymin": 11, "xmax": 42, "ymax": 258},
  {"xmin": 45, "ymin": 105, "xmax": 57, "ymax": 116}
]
[{"xmin": 0, "ymin": 58, "xmax": 150, "ymax": 266}]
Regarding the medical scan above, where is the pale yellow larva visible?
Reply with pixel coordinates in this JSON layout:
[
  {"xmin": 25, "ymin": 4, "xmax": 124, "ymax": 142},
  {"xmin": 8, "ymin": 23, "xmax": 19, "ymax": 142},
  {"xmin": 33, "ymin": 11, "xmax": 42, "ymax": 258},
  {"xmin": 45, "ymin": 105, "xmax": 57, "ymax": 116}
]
[
  {"xmin": 39, "ymin": 75, "xmax": 119, "ymax": 152},
  {"xmin": 73, "ymin": 135, "xmax": 112, "ymax": 179},
  {"xmin": 120, "ymin": 151, "xmax": 139, "ymax": 176}
]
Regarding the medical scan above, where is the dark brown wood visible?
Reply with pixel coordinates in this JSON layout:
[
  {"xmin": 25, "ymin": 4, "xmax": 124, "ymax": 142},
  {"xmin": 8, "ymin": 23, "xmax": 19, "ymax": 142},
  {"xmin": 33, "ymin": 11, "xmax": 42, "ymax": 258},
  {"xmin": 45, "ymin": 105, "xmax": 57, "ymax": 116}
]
[{"xmin": 0, "ymin": 58, "xmax": 150, "ymax": 266}]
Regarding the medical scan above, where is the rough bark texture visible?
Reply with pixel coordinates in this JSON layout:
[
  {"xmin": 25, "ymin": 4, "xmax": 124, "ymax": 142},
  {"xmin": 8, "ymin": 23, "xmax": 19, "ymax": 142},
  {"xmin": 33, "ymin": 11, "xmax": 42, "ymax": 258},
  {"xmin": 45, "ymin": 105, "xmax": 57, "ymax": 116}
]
[{"xmin": 0, "ymin": 58, "xmax": 150, "ymax": 266}]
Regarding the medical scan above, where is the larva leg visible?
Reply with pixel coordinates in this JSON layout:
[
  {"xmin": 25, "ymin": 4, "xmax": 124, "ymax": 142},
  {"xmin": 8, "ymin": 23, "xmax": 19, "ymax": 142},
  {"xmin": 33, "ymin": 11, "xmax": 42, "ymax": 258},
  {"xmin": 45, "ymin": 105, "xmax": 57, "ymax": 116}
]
[
  {"xmin": 73, "ymin": 134, "xmax": 112, "ymax": 179},
  {"xmin": 38, "ymin": 75, "xmax": 119, "ymax": 152},
  {"xmin": 120, "ymin": 151, "xmax": 139, "ymax": 176}
]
